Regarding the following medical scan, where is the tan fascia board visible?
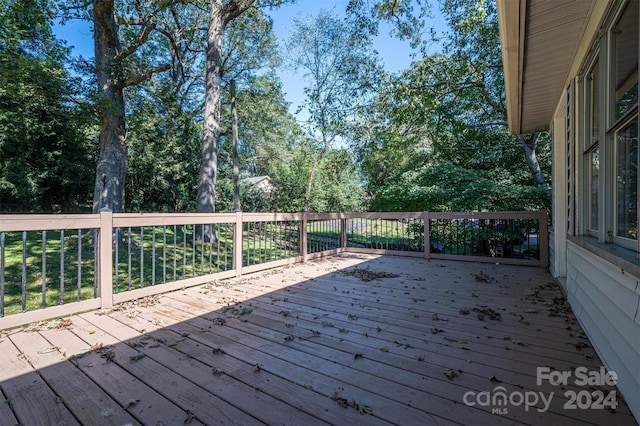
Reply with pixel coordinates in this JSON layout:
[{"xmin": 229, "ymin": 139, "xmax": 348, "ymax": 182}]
[{"xmin": 497, "ymin": 0, "xmax": 526, "ymax": 135}]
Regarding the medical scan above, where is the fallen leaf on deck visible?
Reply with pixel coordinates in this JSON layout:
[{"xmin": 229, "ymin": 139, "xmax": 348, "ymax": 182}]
[
  {"xmin": 212, "ymin": 366, "xmax": 223, "ymax": 376},
  {"xmin": 474, "ymin": 271, "xmax": 491, "ymax": 282},
  {"xmin": 354, "ymin": 353, "xmax": 363, "ymax": 360},
  {"xmin": 254, "ymin": 364, "xmax": 261, "ymax": 372},
  {"xmin": 212, "ymin": 317, "xmax": 226, "ymax": 325},
  {"xmin": 490, "ymin": 376, "xmax": 501, "ymax": 383},
  {"xmin": 38, "ymin": 346, "xmax": 60, "ymax": 354},
  {"xmin": 125, "ymin": 399, "xmax": 140, "ymax": 409},
  {"xmin": 444, "ymin": 369, "xmax": 457, "ymax": 379},
  {"xmin": 432, "ymin": 313, "xmax": 448, "ymax": 321},
  {"xmin": 351, "ymin": 399, "xmax": 373, "ymax": 415},
  {"xmin": 130, "ymin": 353, "xmax": 146, "ymax": 361},
  {"xmin": 212, "ymin": 347, "xmax": 225, "ymax": 354},
  {"xmin": 184, "ymin": 410, "xmax": 194, "ymax": 424}
]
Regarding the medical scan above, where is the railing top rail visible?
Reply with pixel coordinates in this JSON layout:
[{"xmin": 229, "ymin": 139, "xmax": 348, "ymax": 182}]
[
  {"xmin": 240, "ymin": 212, "xmax": 303, "ymax": 222},
  {"xmin": 0, "ymin": 214, "xmax": 101, "ymax": 232},
  {"xmin": 427, "ymin": 210, "xmax": 546, "ymax": 220},
  {"xmin": 113, "ymin": 212, "xmax": 238, "ymax": 227},
  {"xmin": 342, "ymin": 212, "xmax": 423, "ymax": 220}
]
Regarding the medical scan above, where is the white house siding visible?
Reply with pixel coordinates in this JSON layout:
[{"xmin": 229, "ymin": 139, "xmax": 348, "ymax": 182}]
[
  {"xmin": 548, "ymin": 230, "xmax": 559, "ymax": 281},
  {"xmin": 565, "ymin": 241, "xmax": 640, "ymax": 419}
]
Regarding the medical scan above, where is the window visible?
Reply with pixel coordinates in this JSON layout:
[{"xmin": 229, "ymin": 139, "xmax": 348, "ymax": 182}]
[
  {"xmin": 579, "ymin": 0, "xmax": 639, "ymax": 249},
  {"xmin": 614, "ymin": 2, "xmax": 638, "ymax": 121},
  {"xmin": 589, "ymin": 147, "xmax": 599, "ymax": 231},
  {"xmin": 616, "ymin": 117, "xmax": 638, "ymax": 240},
  {"xmin": 586, "ymin": 60, "xmax": 600, "ymax": 233},
  {"xmin": 611, "ymin": 0, "xmax": 638, "ymax": 247}
]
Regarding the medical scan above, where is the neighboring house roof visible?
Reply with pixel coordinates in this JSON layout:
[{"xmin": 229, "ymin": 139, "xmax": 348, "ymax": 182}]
[
  {"xmin": 239, "ymin": 176, "xmax": 274, "ymax": 195},
  {"xmin": 497, "ymin": 0, "xmax": 599, "ymax": 134},
  {"xmin": 240, "ymin": 176, "xmax": 271, "ymax": 186}
]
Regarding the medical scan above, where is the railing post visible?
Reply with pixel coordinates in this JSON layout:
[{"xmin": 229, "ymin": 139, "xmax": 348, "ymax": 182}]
[
  {"xmin": 538, "ymin": 209, "xmax": 549, "ymax": 268},
  {"xmin": 98, "ymin": 208, "xmax": 113, "ymax": 309},
  {"xmin": 234, "ymin": 211, "xmax": 243, "ymax": 277},
  {"xmin": 300, "ymin": 210, "xmax": 308, "ymax": 262},
  {"xmin": 423, "ymin": 210, "xmax": 431, "ymax": 260}
]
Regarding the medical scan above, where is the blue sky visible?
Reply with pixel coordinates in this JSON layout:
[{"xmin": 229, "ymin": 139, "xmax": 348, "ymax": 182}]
[{"xmin": 53, "ymin": 2, "xmax": 447, "ymax": 118}]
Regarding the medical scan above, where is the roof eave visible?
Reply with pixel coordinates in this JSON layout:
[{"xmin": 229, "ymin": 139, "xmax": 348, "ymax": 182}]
[{"xmin": 497, "ymin": 0, "xmax": 526, "ymax": 135}]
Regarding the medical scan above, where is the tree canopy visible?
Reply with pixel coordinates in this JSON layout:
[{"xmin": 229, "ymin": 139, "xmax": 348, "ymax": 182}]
[{"xmin": 0, "ymin": 0, "xmax": 550, "ymax": 215}]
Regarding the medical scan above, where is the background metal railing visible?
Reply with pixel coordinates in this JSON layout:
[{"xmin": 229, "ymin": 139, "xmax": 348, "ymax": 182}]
[{"xmin": 0, "ymin": 209, "xmax": 547, "ymax": 328}]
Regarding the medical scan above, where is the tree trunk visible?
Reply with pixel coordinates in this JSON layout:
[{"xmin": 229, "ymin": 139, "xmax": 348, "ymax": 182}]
[
  {"xmin": 92, "ymin": 0, "xmax": 127, "ymax": 213},
  {"xmin": 518, "ymin": 133, "xmax": 546, "ymax": 187},
  {"xmin": 196, "ymin": 4, "xmax": 226, "ymax": 241},
  {"xmin": 196, "ymin": 1, "xmax": 255, "ymax": 239},
  {"xmin": 231, "ymin": 79, "xmax": 241, "ymax": 212}
]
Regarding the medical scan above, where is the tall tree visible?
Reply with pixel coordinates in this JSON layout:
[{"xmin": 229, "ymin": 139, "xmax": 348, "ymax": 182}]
[
  {"xmin": 287, "ymin": 9, "xmax": 382, "ymax": 211},
  {"xmin": 197, "ymin": 0, "xmax": 292, "ymax": 238},
  {"xmin": 91, "ymin": 0, "xmax": 171, "ymax": 213}
]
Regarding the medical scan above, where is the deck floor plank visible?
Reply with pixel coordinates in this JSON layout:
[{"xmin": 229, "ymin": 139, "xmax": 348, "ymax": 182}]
[
  {"xmin": 0, "ymin": 336, "xmax": 81, "ymax": 426},
  {"xmin": 164, "ymin": 275, "xmax": 623, "ymax": 425},
  {"xmin": 153, "ymin": 293, "xmax": 511, "ymax": 425},
  {"xmin": 0, "ymin": 254, "xmax": 637, "ymax": 426},
  {"xmin": 8, "ymin": 330, "xmax": 141, "ymax": 426},
  {"xmin": 38, "ymin": 327, "xmax": 202, "ymax": 426},
  {"xmin": 107, "ymin": 309, "xmax": 393, "ymax": 426},
  {"xmin": 77, "ymin": 312, "xmax": 264, "ymax": 426},
  {"xmin": 109, "ymin": 299, "xmax": 457, "ymax": 425}
]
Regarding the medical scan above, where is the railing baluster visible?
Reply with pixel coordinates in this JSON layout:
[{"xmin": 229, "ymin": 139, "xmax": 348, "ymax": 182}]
[
  {"xmin": 209, "ymin": 226, "xmax": 213, "ymax": 274},
  {"xmin": 173, "ymin": 225, "xmax": 177, "ymax": 282},
  {"xmin": 152, "ymin": 226, "xmax": 156, "ymax": 285},
  {"xmin": 42, "ymin": 231, "xmax": 46, "ymax": 308},
  {"xmin": 224, "ymin": 223, "xmax": 228, "ymax": 270},
  {"xmin": 114, "ymin": 228, "xmax": 119, "ymax": 294},
  {"xmin": 163, "ymin": 225, "xmax": 167, "ymax": 283},
  {"xmin": 22, "ymin": 231, "xmax": 27, "ymax": 312},
  {"xmin": 200, "ymin": 224, "xmax": 205, "ymax": 275},
  {"xmin": 127, "ymin": 227, "xmax": 132, "ymax": 291},
  {"xmin": 93, "ymin": 229, "xmax": 98, "ymax": 298},
  {"xmin": 77, "ymin": 229, "xmax": 82, "ymax": 301},
  {"xmin": 182, "ymin": 225, "xmax": 187, "ymax": 279},
  {"xmin": 59, "ymin": 230, "xmax": 64, "ymax": 306},
  {"xmin": 1, "ymin": 232, "xmax": 4, "ymax": 317},
  {"xmin": 140, "ymin": 227, "xmax": 144, "ymax": 288},
  {"xmin": 191, "ymin": 225, "xmax": 196, "ymax": 278},
  {"xmin": 216, "ymin": 223, "xmax": 221, "ymax": 272}
]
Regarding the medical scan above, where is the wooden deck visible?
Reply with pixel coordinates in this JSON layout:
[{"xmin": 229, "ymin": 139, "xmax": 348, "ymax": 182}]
[{"xmin": 0, "ymin": 253, "xmax": 637, "ymax": 425}]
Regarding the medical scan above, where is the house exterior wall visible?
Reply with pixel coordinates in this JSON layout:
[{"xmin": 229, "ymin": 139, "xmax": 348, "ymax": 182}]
[
  {"xmin": 547, "ymin": 0, "xmax": 640, "ymax": 419},
  {"xmin": 565, "ymin": 242, "xmax": 640, "ymax": 418}
]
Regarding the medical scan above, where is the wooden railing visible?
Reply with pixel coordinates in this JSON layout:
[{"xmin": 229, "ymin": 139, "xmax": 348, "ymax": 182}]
[{"xmin": 0, "ymin": 209, "xmax": 547, "ymax": 329}]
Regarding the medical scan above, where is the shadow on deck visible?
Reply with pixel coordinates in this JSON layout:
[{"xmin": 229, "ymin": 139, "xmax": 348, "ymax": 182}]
[{"xmin": 0, "ymin": 253, "xmax": 636, "ymax": 425}]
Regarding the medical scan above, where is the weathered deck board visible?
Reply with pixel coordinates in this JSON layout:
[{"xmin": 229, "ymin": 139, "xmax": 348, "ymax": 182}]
[
  {"xmin": 0, "ymin": 336, "xmax": 81, "ymax": 426},
  {"xmin": 38, "ymin": 327, "xmax": 202, "ymax": 426},
  {"xmin": 0, "ymin": 253, "xmax": 637, "ymax": 426}
]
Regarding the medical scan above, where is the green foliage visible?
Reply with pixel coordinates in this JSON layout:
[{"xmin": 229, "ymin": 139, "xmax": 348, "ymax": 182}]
[
  {"xmin": 353, "ymin": 0, "xmax": 551, "ymax": 213},
  {"xmin": 0, "ymin": 0, "xmax": 95, "ymax": 212}
]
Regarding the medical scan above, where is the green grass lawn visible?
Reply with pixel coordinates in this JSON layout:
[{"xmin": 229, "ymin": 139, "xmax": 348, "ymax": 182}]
[{"xmin": 0, "ymin": 222, "xmax": 304, "ymax": 316}]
